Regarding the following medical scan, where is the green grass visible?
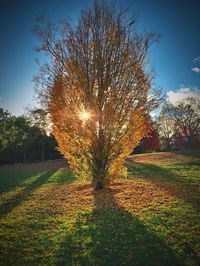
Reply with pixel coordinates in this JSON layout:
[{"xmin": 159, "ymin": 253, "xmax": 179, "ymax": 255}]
[{"xmin": 0, "ymin": 152, "xmax": 200, "ymax": 265}]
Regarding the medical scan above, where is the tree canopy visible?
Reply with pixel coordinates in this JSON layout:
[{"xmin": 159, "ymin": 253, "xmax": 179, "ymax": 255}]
[
  {"xmin": 155, "ymin": 97, "xmax": 200, "ymax": 150},
  {"xmin": 33, "ymin": 0, "xmax": 160, "ymax": 188},
  {"xmin": 0, "ymin": 108, "xmax": 59, "ymax": 164}
]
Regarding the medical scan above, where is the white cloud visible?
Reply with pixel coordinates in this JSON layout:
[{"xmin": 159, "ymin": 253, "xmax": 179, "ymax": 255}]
[
  {"xmin": 193, "ymin": 56, "xmax": 200, "ymax": 63},
  {"xmin": 192, "ymin": 57, "xmax": 200, "ymax": 73},
  {"xmin": 192, "ymin": 67, "xmax": 200, "ymax": 74},
  {"xmin": 167, "ymin": 87, "xmax": 200, "ymax": 105}
]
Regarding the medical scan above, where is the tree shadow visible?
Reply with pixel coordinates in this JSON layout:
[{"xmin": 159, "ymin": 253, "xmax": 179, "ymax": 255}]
[
  {"xmin": 174, "ymin": 160, "xmax": 200, "ymax": 167},
  {"xmin": 0, "ymin": 172, "xmax": 37, "ymax": 195},
  {"xmin": 174, "ymin": 150, "xmax": 200, "ymax": 158},
  {"xmin": 127, "ymin": 163, "xmax": 182, "ymax": 182},
  {"xmin": 0, "ymin": 170, "xmax": 57, "ymax": 219},
  {"xmin": 57, "ymin": 187, "xmax": 184, "ymax": 266},
  {"xmin": 0, "ymin": 160, "xmax": 68, "ymax": 195},
  {"xmin": 128, "ymin": 163, "xmax": 200, "ymax": 210}
]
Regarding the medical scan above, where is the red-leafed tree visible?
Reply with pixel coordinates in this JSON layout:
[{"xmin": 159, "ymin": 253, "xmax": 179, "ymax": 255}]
[{"xmin": 141, "ymin": 123, "xmax": 160, "ymax": 152}]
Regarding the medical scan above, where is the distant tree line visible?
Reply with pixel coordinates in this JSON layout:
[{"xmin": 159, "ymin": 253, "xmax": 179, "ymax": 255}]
[
  {"xmin": 156, "ymin": 96, "xmax": 200, "ymax": 151},
  {"xmin": 137, "ymin": 96, "xmax": 200, "ymax": 153},
  {"xmin": 0, "ymin": 96, "xmax": 199, "ymax": 165},
  {"xmin": 0, "ymin": 108, "xmax": 61, "ymax": 165}
]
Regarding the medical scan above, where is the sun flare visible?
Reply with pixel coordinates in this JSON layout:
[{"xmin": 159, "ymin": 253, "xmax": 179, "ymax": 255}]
[{"xmin": 79, "ymin": 110, "xmax": 90, "ymax": 121}]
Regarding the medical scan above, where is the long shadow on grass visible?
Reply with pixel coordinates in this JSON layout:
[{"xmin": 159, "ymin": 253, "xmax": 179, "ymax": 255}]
[
  {"xmin": 57, "ymin": 187, "xmax": 184, "ymax": 266},
  {"xmin": 128, "ymin": 163, "xmax": 200, "ymax": 210},
  {"xmin": 175, "ymin": 150, "xmax": 200, "ymax": 158},
  {"xmin": 0, "ymin": 172, "xmax": 38, "ymax": 195},
  {"xmin": 0, "ymin": 170, "xmax": 57, "ymax": 219},
  {"xmin": 0, "ymin": 160, "xmax": 68, "ymax": 195}
]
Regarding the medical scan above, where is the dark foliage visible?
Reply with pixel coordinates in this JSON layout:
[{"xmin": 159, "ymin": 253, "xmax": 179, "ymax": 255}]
[{"xmin": 0, "ymin": 108, "xmax": 62, "ymax": 164}]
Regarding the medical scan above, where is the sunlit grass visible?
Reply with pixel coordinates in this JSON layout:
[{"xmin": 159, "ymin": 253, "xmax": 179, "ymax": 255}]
[{"xmin": 0, "ymin": 152, "xmax": 200, "ymax": 265}]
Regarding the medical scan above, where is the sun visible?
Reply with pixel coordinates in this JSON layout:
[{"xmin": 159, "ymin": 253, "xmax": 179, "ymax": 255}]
[{"xmin": 79, "ymin": 110, "xmax": 90, "ymax": 121}]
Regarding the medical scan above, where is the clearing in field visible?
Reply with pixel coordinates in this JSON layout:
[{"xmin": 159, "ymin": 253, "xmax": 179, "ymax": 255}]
[{"xmin": 0, "ymin": 151, "xmax": 199, "ymax": 265}]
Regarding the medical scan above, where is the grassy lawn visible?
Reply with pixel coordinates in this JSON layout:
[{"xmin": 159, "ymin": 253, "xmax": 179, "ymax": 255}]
[{"xmin": 0, "ymin": 151, "xmax": 200, "ymax": 265}]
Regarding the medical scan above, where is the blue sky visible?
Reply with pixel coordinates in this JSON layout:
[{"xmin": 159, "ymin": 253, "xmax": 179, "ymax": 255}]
[{"xmin": 0, "ymin": 0, "xmax": 200, "ymax": 115}]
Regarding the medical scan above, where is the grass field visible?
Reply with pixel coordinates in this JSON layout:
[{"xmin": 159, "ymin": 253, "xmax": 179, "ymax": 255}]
[{"xmin": 0, "ymin": 151, "xmax": 200, "ymax": 265}]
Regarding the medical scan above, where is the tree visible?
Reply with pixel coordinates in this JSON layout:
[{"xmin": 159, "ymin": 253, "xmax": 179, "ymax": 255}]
[
  {"xmin": 155, "ymin": 106, "xmax": 177, "ymax": 151},
  {"xmin": 0, "ymin": 110, "xmax": 36, "ymax": 163},
  {"xmin": 0, "ymin": 108, "xmax": 23, "ymax": 163},
  {"xmin": 0, "ymin": 108, "xmax": 15, "ymax": 160},
  {"xmin": 156, "ymin": 97, "xmax": 200, "ymax": 150},
  {"xmin": 30, "ymin": 108, "xmax": 51, "ymax": 161},
  {"xmin": 141, "ymin": 123, "xmax": 160, "ymax": 152},
  {"xmin": 0, "ymin": 107, "xmax": 59, "ymax": 164},
  {"xmin": 33, "ymin": 1, "xmax": 160, "ymax": 189},
  {"xmin": 166, "ymin": 97, "xmax": 200, "ymax": 138},
  {"xmin": 13, "ymin": 116, "xmax": 35, "ymax": 162}
]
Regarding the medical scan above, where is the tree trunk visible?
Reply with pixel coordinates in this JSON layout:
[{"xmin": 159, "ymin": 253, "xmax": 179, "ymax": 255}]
[
  {"xmin": 95, "ymin": 180, "xmax": 104, "ymax": 190},
  {"xmin": 93, "ymin": 164, "xmax": 107, "ymax": 190},
  {"xmin": 41, "ymin": 149, "xmax": 45, "ymax": 161},
  {"xmin": 23, "ymin": 149, "xmax": 27, "ymax": 163}
]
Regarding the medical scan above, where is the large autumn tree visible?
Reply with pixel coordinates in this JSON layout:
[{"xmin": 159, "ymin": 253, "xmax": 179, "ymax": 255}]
[{"xmin": 33, "ymin": 0, "xmax": 160, "ymax": 189}]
